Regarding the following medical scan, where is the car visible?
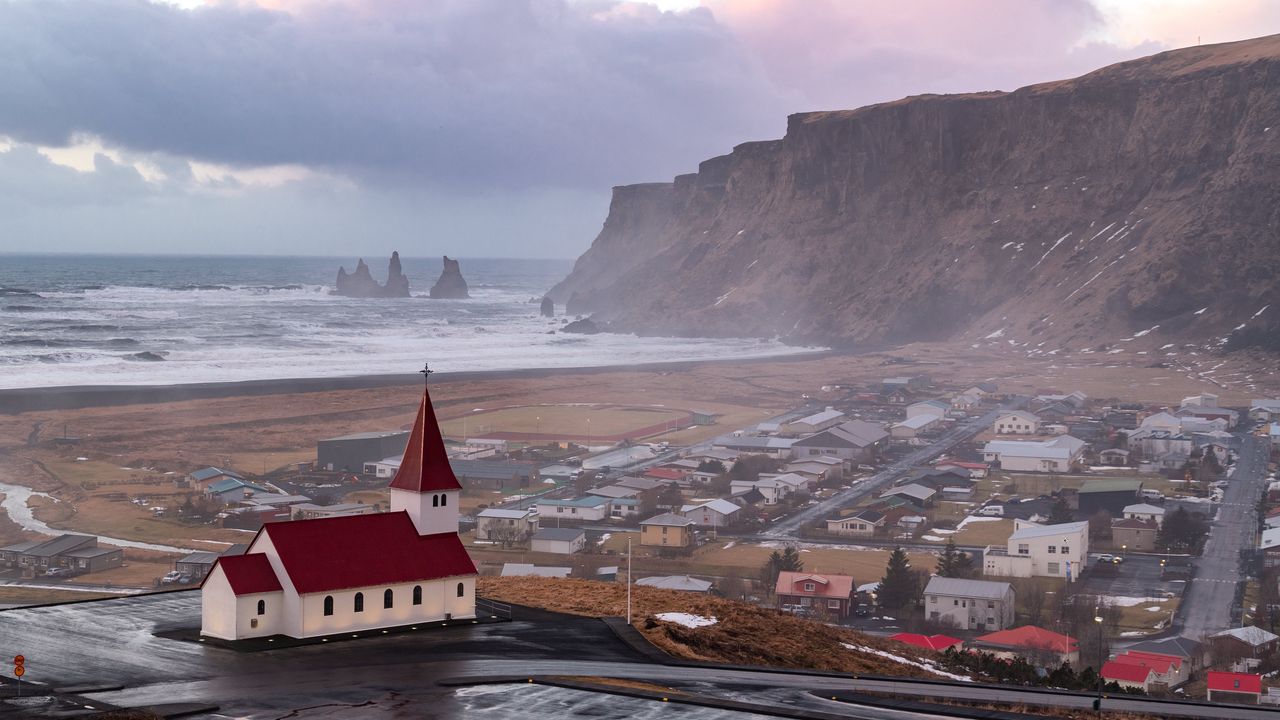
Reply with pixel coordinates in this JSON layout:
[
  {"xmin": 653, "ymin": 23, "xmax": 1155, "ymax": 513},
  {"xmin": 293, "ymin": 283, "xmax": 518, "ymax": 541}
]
[
  {"xmin": 161, "ymin": 570, "xmax": 183, "ymax": 584},
  {"xmin": 44, "ymin": 567, "xmax": 71, "ymax": 578},
  {"xmin": 976, "ymin": 505, "xmax": 1004, "ymax": 517},
  {"xmin": 1092, "ymin": 553, "xmax": 1122, "ymax": 564},
  {"xmin": 854, "ymin": 604, "xmax": 871, "ymax": 617}
]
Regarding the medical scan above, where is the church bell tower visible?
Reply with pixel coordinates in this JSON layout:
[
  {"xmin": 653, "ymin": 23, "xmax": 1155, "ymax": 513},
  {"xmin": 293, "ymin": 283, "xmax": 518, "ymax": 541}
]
[{"xmin": 389, "ymin": 364, "xmax": 462, "ymax": 536}]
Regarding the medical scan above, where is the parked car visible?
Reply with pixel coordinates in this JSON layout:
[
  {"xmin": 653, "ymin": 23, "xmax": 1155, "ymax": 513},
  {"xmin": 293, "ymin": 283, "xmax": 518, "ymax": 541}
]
[
  {"xmin": 976, "ymin": 505, "xmax": 1004, "ymax": 517},
  {"xmin": 44, "ymin": 567, "xmax": 71, "ymax": 578},
  {"xmin": 161, "ymin": 570, "xmax": 183, "ymax": 584}
]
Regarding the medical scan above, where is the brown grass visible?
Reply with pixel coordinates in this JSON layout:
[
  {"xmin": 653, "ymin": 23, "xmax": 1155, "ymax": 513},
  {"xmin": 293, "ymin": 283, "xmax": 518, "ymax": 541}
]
[
  {"xmin": 478, "ymin": 576, "xmax": 944, "ymax": 677},
  {"xmin": 0, "ymin": 586, "xmax": 118, "ymax": 605}
]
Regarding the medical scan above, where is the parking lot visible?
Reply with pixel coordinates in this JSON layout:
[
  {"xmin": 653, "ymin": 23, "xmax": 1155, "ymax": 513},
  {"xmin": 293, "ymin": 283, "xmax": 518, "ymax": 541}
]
[{"xmin": 1079, "ymin": 554, "xmax": 1185, "ymax": 603}]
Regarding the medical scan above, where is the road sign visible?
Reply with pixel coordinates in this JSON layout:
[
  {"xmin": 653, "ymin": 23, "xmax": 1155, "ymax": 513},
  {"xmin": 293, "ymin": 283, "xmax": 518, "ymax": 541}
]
[
  {"xmin": 13, "ymin": 654, "xmax": 24, "ymax": 678},
  {"xmin": 13, "ymin": 667, "xmax": 22, "ymax": 678}
]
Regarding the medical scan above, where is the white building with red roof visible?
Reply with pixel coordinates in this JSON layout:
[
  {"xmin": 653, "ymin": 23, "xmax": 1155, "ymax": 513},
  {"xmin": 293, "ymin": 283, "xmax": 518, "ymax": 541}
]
[{"xmin": 201, "ymin": 381, "xmax": 478, "ymax": 640}]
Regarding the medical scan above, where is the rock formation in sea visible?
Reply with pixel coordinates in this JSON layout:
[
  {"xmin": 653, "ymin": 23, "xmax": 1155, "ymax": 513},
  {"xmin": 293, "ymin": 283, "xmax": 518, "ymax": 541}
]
[
  {"xmin": 429, "ymin": 256, "xmax": 470, "ymax": 299},
  {"xmin": 540, "ymin": 296, "xmax": 555, "ymax": 317},
  {"xmin": 562, "ymin": 318, "xmax": 600, "ymax": 334},
  {"xmin": 335, "ymin": 252, "xmax": 411, "ymax": 298},
  {"xmin": 548, "ymin": 34, "xmax": 1280, "ymax": 353}
]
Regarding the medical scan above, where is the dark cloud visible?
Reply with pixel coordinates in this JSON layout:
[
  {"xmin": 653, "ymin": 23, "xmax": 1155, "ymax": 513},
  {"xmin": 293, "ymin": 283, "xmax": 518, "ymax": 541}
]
[{"xmin": 0, "ymin": 0, "xmax": 789, "ymax": 189}]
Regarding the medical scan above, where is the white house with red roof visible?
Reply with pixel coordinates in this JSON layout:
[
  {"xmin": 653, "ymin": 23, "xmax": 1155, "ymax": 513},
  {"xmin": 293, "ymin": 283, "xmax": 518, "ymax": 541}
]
[{"xmin": 201, "ymin": 382, "xmax": 478, "ymax": 640}]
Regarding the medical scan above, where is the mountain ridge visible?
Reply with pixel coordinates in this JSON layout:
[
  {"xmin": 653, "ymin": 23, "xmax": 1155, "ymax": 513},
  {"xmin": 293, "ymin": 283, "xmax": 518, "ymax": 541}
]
[{"xmin": 550, "ymin": 33, "xmax": 1280, "ymax": 355}]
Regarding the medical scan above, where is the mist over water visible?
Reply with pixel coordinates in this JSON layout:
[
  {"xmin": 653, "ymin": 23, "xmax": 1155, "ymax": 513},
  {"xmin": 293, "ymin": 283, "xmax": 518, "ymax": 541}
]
[{"xmin": 0, "ymin": 254, "xmax": 814, "ymax": 389}]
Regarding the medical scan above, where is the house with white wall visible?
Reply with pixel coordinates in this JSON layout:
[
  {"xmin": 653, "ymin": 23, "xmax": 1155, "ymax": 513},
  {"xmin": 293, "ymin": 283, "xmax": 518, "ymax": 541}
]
[
  {"xmin": 475, "ymin": 507, "xmax": 539, "ymax": 542},
  {"xmin": 922, "ymin": 577, "xmax": 1015, "ymax": 631},
  {"xmin": 982, "ymin": 436, "xmax": 1085, "ymax": 473},
  {"xmin": 907, "ymin": 400, "xmax": 949, "ymax": 420},
  {"xmin": 529, "ymin": 527, "xmax": 586, "ymax": 555},
  {"xmin": 983, "ymin": 520, "xmax": 1088, "ymax": 581},
  {"xmin": 201, "ymin": 383, "xmax": 477, "ymax": 641},
  {"xmin": 993, "ymin": 411, "xmax": 1042, "ymax": 435},
  {"xmin": 535, "ymin": 495, "xmax": 611, "ymax": 522}
]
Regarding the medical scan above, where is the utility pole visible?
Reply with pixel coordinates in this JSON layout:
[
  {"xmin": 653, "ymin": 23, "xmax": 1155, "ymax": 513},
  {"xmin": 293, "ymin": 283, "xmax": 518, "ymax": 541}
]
[{"xmin": 627, "ymin": 536, "xmax": 633, "ymax": 625}]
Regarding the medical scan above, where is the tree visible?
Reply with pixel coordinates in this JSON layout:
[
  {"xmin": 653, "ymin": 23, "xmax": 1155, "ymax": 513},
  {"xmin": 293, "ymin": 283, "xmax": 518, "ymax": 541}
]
[
  {"xmin": 489, "ymin": 523, "xmax": 527, "ymax": 549},
  {"xmin": 697, "ymin": 460, "xmax": 727, "ymax": 475},
  {"xmin": 657, "ymin": 483, "xmax": 684, "ymax": 510},
  {"xmin": 1088, "ymin": 510, "xmax": 1113, "ymax": 541},
  {"xmin": 1157, "ymin": 507, "xmax": 1208, "ymax": 552},
  {"xmin": 1047, "ymin": 496, "xmax": 1075, "ymax": 524},
  {"xmin": 759, "ymin": 545, "xmax": 804, "ymax": 589},
  {"xmin": 936, "ymin": 539, "xmax": 974, "ymax": 578},
  {"xmin": 878, "ymin": 547, "xmax": 918, "ymax": 611},
  {"xmin": 729, "ymin": 454, "xmax": 782, "ymax": 483}
]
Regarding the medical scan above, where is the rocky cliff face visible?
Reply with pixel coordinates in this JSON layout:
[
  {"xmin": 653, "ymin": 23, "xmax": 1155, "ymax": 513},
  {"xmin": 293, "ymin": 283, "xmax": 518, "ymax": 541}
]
[
  {"xmin": 551, "ymin": 35, "xmax": 1280, "ymax": 354},
  {"xmin": 429, "ymin": 256, "xmax": 470, "ymax": 299},
  {"xmin": 336, "ymin": 252, "xmax": 411, "ymax": 298}
]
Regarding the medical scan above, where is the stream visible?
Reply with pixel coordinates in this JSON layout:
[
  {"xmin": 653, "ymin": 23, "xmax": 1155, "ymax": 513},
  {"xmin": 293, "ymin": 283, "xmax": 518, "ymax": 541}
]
[{"xmin": 0, "ymin": 481, "xmax": 196, "ymax": 554}]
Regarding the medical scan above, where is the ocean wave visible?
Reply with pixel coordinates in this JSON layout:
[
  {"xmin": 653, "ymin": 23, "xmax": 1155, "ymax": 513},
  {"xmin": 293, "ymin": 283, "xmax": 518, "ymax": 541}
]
[
  {"xmin": 0, "ymin": 305, "xmax": 43, "ymax": 312},
  {"xmin": 0, "ymin": 287, "xmax": 37, "ymax": 297}
]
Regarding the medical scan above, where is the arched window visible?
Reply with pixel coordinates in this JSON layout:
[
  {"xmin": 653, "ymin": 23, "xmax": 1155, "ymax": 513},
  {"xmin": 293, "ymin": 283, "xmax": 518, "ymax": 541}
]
[
  {"xmin": 323, "ymin": 595, "xmax": 334, "ymax": 616},
  {"xmin": 441, "ymin": 494, "xmax": 447, "ymax": 507},
  {"xmin": 256, "ymin": 599, "xmax": 266, "ymax": 616},
  {"xmin": 354, "ymin": 592, "xmax": 364, "ymax": 613},
  {"xmin": 384, "ymin": 588, "xmax": 394, "ymax": 609},
  {"xmin": 432, "ymin": 494, "xmax": 439, "ymax": 507},
  {"xmin": 456, "ymin": 582, "xmax": 465, "ymax": 598},
  {"xmin": 412, "ymin": 585, "xmax": 422, "ymax": 605}
]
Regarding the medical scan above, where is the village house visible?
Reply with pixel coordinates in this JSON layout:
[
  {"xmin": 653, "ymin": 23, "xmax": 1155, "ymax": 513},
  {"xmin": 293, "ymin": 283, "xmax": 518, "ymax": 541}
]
[
  {"xmin": 201, "ymin": 383, "xmax": 477, "ymax": 641},
  {"xmin": 922, "ymin": 577, "xmax": 1015, "ymax": 631},
  {"xmin": 774, "ymin": 571, "xmax": 856, "ymax": 618},
  {"xmin": 639, "ymin": 513, "xmax": 696, "ymax": 548},
  {"xmin": 449, "ymin": 458, "xmax": 541, "ymax": 490},
  {"xmin": 679, "ymin": 499, "xmax": 741, "ymax": 528},
  {"xmin": 205, "ymin": 477, "xmax": 274, "ymax": 504},
  {"xmin": 500, "ymin": 563, "xmax": 571, "ymax": 578},
  {"xmin": 993, "ymin": 410, "xmax": 1042, "ymax": 435},
  {"xmin": 891, "ymin": 414, "xmax": 940, "ymax": 441},
  {"xmin": 1097, "ymin": 448, "xmax": 1131, "ymax": 466},
  {"xmin": 535, "ymin": 495, "xmax": 611, "ymax": 523},
  {"xmin": 291, "ymin": 503, "xmax": 378, "ymax": 520},
  {"xmin": 890, "ymin": 633, "xmax": 964, "ymax": 653},
  {"xmin": 906, "ymin": 400, "xmax": 950, "ymax": 420},
  {"xmin": 175, "ymin": 544, "xmax": 248, "ymax": 582},
  {"xmin": 790, "ymin": 420, "xmax": 889, "ymax": 464},
  {"xmin": 782, "ymin": 407, "xmax": 846, "ymax": 435},
  {"xmin": 1105, "ymin": 650, "xmax": 1188, "ymax": 689},
  {"xmin": 1101, "ymin": 660, "xmax": 1157, "ymax": 692},
  {"xmin": 1111, "ymin": 517, "xmax": 1159, "ymax": 552},
  {"xmin": 1250, "ymin": 399, "xmax": 1280, "ymax": 422},
  {"xmin": 982, "ymin": 436, "xmax": 1085, "ymax": 473},
  {"xmin": 188, "ymin": 466, "xmax": 244, "ymax": 488},
  {"xmin": 983, "ymin": 520, "xmax": 1088, "ymax": 581},
  {"xmin": 933, "ymin": 460, "xmax": 989, "ymax": 479},
  {"xmin": 879, "ymin": 483, "xmax": 937, "ymax": 506},
  {"xmin": 1211, "ymin": 626, "xmax": 1280, "ymax": 662},
  {"xmin": 475, "ymin": 507, "xmax": 539, "ymax": 542},
  {"xmin": 1078, "ymin": 479, "xmax": 1142, "ymax": 516},
  {"xmin": 1126, "ymin": 636, "xmax": 1205, "ymax": 673},
  {"xmin": 1207, "ymin": 672, "xmax": 1263, "ymax": 704},
  {"xmin": 952, "ymin": 392, "xmax": 983, "ymax": 411},
  {"xmin": 1122, "ymin": 503, "xmax": 1165, "ymax": 526},
  {"xmin": 529, "ymin": 527, "xmax": 586, "ymax": 555},
  {"xmin": 785, "ymin": 456, "xmax": 844, "ymax": 482},
  {"xmin": 711, "ymin": 434, "xmax": 796, "ymax": 458},
  {"xmin": 971, "ymin": 626, "xmax": 1079, "ymax": 667},
  {"xmin": 826, "ymin": 509, "xmax": 885, "ymax": 537}
]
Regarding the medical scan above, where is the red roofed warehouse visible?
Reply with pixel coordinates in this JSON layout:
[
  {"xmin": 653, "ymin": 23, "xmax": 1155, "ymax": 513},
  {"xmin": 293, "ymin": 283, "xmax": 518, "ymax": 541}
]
[
  {"xmin": 201, "ymin": 383, "xmax": 478, "ymax": 640},
  {"xmin": 1207, "ymin": 672, "xmax": 1263, "ymax": 704},
  {"xmin": 774, "ymin": 571, "xmax": 856, "ymax": 618}
]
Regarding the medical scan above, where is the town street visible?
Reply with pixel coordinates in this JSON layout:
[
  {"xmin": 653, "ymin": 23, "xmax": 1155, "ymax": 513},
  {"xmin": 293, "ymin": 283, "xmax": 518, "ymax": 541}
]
[
  {"xmin": 763, "ymin": 407, "xmax": 1007, "ymax": 539},
  {"xmin": 1177, "ymin": 432, "xmax": 1272, "ymax": 641}
]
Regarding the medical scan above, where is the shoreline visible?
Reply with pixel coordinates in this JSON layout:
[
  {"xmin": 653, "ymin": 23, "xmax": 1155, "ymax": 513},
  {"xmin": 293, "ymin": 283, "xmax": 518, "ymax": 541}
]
[{"xmin": 0, "ymin": 350, "xmax": 840, "ymax": 414}]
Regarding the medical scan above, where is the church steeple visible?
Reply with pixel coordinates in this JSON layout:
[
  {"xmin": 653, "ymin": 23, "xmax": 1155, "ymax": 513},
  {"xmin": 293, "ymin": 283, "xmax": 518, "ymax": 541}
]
[{"xmin": 390, "ymin": 364, "xmax": 462, "ymax": 535}]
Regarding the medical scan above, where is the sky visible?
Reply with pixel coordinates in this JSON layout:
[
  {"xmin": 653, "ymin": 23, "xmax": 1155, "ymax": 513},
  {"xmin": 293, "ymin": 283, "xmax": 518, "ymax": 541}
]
[{"xmin": 1, "ymin": 0, "xmax": 1278, "ymax": 259}]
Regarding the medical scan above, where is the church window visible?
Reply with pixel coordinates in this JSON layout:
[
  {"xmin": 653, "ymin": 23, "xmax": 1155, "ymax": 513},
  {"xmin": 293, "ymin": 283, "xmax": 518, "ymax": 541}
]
[
  {"xmin": 456, "ymin": 582, "xmax": 465, "ymax": 598},
  {"xmin": 384, "ymin": 588, "xmax": 394, "ymax": 609},
  {"xmin": 323, "ymin": 596, "xmax": 334, "ymax": 616},
  {"xmin": 441, "ymin": 494, "xmax": 447, "ymax": 506},
  {"xmin": 413, "ymin": 585, "xmax": 422, "ymax": 605},
  {"xmin": 354, "ymin": 592, "xmax": 364, "ymax": 613},
  {"xmin": 432, "ymin": 494, "xmax": 439, "ymax": 507},
  {"xmin": 257, "ymin": 599, "xmax": 265, "ymax": 616}
]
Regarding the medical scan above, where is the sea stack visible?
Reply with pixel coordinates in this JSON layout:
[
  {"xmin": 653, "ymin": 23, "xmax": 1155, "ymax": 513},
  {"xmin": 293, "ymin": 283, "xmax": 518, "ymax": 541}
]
[
  {"xmin": 335, "ymin": 251, "xmax": 411, "ymax": 298},
  {"xmin": 540, "ymin": 296, "xmax": 555, "ymax": 317},
  {"xmin": 429, "ymin": 256, "xmax": 470, "ymax": 299}
]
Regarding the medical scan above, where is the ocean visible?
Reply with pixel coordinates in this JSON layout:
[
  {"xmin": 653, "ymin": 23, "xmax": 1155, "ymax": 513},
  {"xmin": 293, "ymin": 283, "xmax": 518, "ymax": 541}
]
[{"xmin": 0, "ymin": 254, "xmax": 812, "ymax": 390}]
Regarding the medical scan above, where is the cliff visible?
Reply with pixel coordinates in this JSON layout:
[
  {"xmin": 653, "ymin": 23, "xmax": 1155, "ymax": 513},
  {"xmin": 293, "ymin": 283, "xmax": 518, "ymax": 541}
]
[
  {"xmin": 550, "ymin": 35, "xmax": 1280, "ymax": 353},
  {"xmin": 335, "ymin": 252, "xmax": 410, "ymax": 298},
  {"xmin": 429, "ymin": 256, "xmax": 470, "ymax": 299}
]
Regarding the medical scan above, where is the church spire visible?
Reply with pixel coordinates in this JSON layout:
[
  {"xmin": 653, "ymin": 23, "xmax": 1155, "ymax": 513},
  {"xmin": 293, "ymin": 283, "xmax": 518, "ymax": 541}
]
[{"xmin": 389, "ymin": 364, "xmax": 462, "ymax": 493}]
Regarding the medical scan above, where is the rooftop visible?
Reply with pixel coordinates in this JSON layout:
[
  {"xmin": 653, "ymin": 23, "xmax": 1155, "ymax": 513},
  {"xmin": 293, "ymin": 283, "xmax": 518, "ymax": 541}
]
[
  {"xmin": 974, "ymin": 625, "xmax": 1077, "ymax": 653},
  {"xmin": 635, "ymin": 575, "xmax": 713, "ymax": 592},
  {"xmin": 389, "ymin": 386, "xmax": 464, "ymax": 494},
  {"xmin": 641, "ymin": 512, "xmax": 695, "ymax": 527},
  {"xmin": 923, "ymin": 576, "xmax": 1012, "ymax": 601},
  {"xmin": 1007, "ymin": 520, "xmax": 1089, "ymax": 541}
]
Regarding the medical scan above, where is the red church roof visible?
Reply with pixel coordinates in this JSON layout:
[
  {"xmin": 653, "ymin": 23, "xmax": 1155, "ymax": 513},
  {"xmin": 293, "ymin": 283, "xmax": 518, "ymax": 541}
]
[
  {"xmin": 390, "ymin": 385, "xmax": 463, "ymax": 493},
  {"xmin": 890, "ymin": 633, "xmax": 964, "ymax": 652},
  {"xmin": 1208, "ymin": 671, "xmax": 1262, "ymax": 694},
  {"xmin": 207, "ymin": 553, "xmax": 283, "ymax": 596},
  {"xmin": 258, "ymin": 511, "xmax": 476, "ymax": 594},
  {"xmin": 1102, "ymin": 660, "xmax": 1154, "ymax": 684}
]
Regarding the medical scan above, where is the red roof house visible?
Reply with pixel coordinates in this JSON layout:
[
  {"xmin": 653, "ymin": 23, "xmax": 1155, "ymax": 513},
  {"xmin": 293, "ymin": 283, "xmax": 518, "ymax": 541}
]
[
  {"xmin": 972, "ymin": 626, "xmax": 1079, "ymax": 666},
  {"xmin": 774, "ymin": 571, "xmax": 856, "ymax": 618},
  {"xmin": 890, "ymin": 633, "xmax": 964, "ymax": 652},
  {"xmin": 644, "ymin": 467, "xmax": 684, "ymax": 482},
  {"xmin": 1102, "ymin": 660, "xmax": 1156, "ymax": 690},
  {"xmin": 1207, "ymin": 671, "xmax": 1262, "ymax": 704}
]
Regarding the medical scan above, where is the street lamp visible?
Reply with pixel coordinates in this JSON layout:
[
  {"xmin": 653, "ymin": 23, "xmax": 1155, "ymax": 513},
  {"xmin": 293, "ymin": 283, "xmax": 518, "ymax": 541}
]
[
  {"xmin": 1121, "ymin": 544, "xmax": 1126, "ymax": 558},
  {"xmin": 1094, "ymin": 613, "xmax": 1105, "ymax": 712}
]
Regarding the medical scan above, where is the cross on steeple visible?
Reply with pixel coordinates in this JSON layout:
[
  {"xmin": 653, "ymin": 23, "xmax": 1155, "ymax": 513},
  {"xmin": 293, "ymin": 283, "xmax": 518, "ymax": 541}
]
[{"xmin": 420, "ymin": 363, "xmax": 434, "ymax": 385}]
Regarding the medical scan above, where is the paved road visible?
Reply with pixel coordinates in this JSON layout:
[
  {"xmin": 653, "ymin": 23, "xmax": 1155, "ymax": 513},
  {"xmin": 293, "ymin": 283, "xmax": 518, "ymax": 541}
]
[
  {"xmin": 763, "ymin": 408, "xmax": 1006, "ymax": 539},
  {"xmin": 1177, "ymin": 432, "xmax": 1272, "ymax": 641}
]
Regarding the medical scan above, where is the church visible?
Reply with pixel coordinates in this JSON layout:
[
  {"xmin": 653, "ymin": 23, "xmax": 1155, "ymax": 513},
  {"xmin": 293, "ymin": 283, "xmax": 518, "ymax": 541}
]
[{"xmin": 200, "ymin": 378, "xmax": 478, "ymax": 640}]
